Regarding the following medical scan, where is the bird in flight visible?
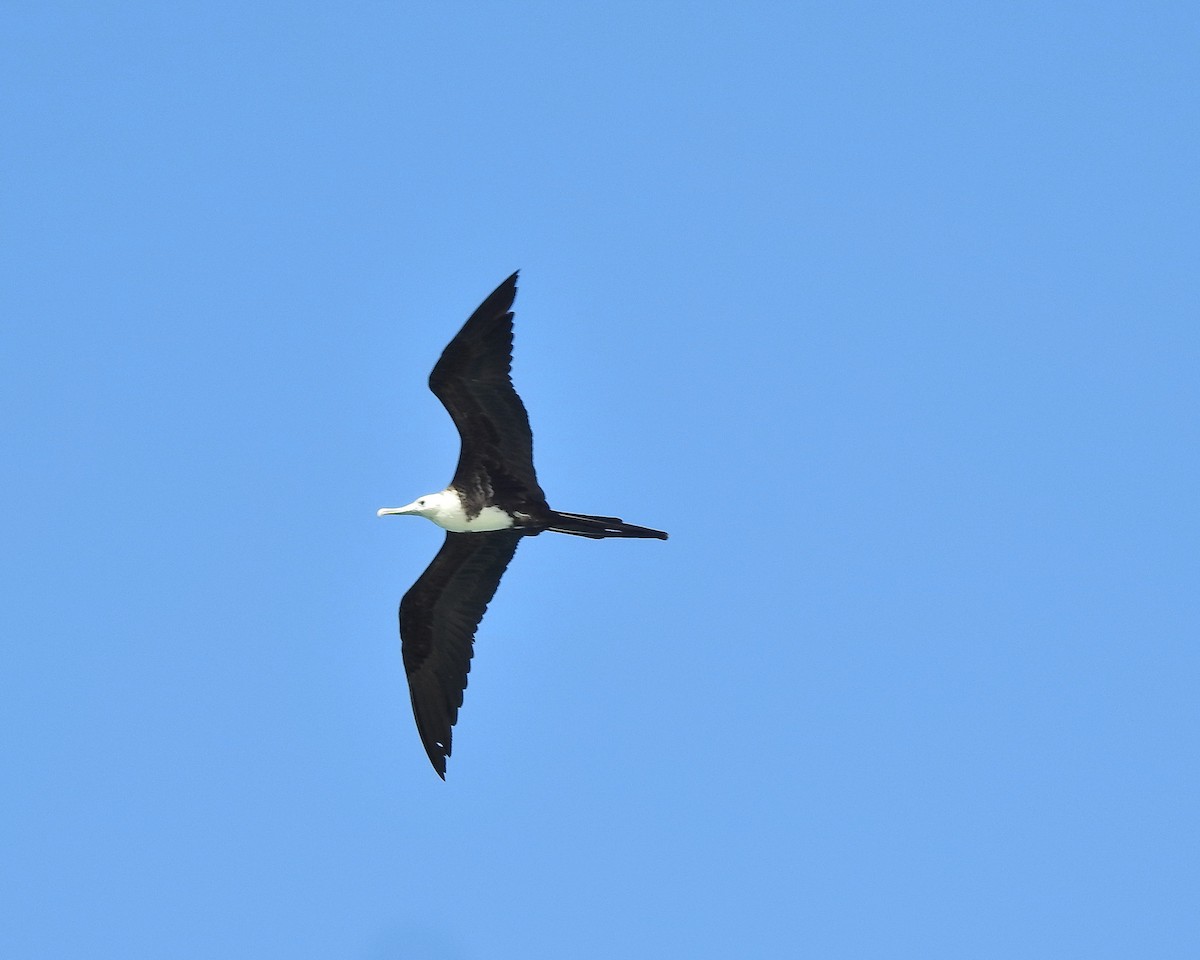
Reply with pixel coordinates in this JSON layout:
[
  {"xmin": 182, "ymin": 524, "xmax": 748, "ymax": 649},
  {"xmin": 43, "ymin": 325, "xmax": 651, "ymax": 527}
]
[{"xmin": 377, "ymin": 272, "xmax": 667, "ymax": 778}]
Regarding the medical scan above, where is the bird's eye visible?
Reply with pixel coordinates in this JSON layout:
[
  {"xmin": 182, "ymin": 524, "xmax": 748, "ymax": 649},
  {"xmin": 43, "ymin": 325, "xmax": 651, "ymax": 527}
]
[{"xmin": 418, "ymin": 499, "xmax": 426, "ymax": 506}]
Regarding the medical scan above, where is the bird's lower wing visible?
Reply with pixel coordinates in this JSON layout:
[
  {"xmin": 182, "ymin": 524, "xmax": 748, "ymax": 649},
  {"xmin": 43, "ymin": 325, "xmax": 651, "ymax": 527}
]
[{"xmin": 399, "ymin": 530, "xmax": 524, "ymax": 778}]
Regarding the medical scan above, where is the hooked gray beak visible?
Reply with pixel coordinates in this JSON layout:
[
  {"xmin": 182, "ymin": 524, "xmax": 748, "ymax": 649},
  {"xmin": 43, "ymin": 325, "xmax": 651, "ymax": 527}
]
[{"xmin": 376, "ymin": 501, "xmax": 419, "ymax": 518}]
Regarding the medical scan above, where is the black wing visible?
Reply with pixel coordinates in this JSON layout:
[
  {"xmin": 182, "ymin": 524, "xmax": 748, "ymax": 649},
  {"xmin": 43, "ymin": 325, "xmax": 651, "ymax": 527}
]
[
  {"xmin": 429, "ymin": 272, "xmax": 546, "ymax": 510},
  {"xmin": 399, "ymin": 530, "xmax": 524, "ymax": 778}
]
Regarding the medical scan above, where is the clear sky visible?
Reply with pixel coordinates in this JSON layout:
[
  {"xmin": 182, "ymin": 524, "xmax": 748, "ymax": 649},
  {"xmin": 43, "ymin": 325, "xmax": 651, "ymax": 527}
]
[{"xmin": 3, "ymin": 3, "xmax": 1197, "ymax": 958}]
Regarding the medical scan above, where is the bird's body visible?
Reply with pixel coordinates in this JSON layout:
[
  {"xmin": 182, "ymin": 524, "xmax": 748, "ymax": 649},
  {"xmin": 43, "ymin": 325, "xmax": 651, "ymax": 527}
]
[
  {"xmin": 382, "ymin": 490, "xmax": 519, "ymax": 533},
  {"xmin": 378, "ymin": 272, "xmax": 666, "ymax": 778}
]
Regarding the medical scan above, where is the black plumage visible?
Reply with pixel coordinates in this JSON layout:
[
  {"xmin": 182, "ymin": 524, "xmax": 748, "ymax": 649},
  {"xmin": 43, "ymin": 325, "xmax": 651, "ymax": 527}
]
[
  {"xmin": 429, "ymin": 272, "xmax": 544, "ymax": 517},
  {"xmin": 384, "ymin": 272, "xmax": 667, "ymax": 778},
  {"xmin": 400, "ymin": 530, "xmax": 522, "ymax": 779}
]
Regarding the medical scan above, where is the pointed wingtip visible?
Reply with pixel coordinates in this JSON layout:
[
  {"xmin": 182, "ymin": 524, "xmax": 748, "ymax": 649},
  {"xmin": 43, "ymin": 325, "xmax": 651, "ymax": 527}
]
[
  {"xmin": 468, "ymin": 272, "xmax": 519, "ymax": 320},
  {"xmin": 426, "ymin": 738, "xmax": 449, "ymax": 779},
  {"xmin": 425, "ymin": 748, "xmax": 448, "ymax": 780}
]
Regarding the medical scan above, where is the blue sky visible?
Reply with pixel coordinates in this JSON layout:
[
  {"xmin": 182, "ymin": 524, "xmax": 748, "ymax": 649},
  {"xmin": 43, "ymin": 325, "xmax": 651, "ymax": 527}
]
[{"xmin": 3, "ymin": 3, "xmax": 1197, "ymax": 957}]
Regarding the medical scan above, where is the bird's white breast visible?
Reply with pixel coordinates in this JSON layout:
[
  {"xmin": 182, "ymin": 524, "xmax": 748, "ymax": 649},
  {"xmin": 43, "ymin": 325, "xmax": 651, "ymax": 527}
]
[{"xmin": 430, "ymin": 496, "xmax": 515, "ymax": 533}]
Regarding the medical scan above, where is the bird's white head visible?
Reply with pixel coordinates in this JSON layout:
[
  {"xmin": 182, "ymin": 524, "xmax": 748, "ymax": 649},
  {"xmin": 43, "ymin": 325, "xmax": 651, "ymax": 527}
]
[{"xmin": 376, "ymin": 490, "xmax": 456, "ymax": 523}]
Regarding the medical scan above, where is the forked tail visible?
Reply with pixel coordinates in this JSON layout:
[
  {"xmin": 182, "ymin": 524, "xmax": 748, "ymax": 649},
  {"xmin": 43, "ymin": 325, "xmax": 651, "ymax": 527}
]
[{"xmin": 547, "ymin": 511, "xmax": 668, "ymax": 540}]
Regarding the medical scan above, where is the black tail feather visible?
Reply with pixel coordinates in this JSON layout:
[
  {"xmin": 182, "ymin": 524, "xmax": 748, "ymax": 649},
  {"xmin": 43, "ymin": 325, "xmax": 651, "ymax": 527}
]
[{"xmin": 547, "ymin": 511, "xmax": 668, "ymax": 540}]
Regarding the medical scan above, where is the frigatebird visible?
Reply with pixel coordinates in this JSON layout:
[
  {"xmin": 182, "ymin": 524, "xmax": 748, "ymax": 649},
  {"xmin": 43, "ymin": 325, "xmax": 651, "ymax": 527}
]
[{"xmin": 377, "ymin": 272, "xmax": 667, "ymax": 778}]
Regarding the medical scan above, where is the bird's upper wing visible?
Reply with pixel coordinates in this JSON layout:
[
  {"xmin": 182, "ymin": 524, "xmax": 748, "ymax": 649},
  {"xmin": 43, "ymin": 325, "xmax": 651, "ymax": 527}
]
[
  {"xmin": 399, "ymin": 530, "xmax": 524, "ymax": 778},
  {"xmin": 428, "ymin": 272, "xmax": 546, "ymax": 507}
]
